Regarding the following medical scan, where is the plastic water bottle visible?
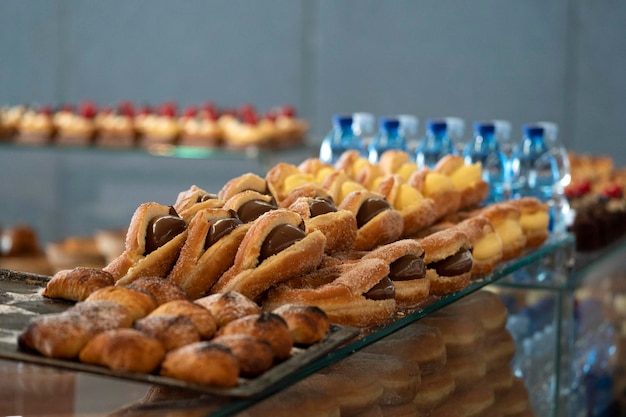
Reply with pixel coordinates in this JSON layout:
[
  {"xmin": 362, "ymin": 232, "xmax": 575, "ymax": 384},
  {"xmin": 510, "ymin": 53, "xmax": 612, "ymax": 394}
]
[
  {"xmin": 397, "ymin": 114, "xmax": 419, "ymax": 156},
  {"xmin": 319, "ymin": 114, "xmax": 364, "ymax": 164},
  {"xmin": 445, "ymin": 117, "xmax": 466, "ymax": 154},
  {"xmin": 416, "ymin": 119, "xmax": 457, "ymax": 169},
  {"xmin": 464, "ymin": 120, "xmax": 510, "ymax": 203},
  {"xmin": 352, "ymin": 112, "xmax": 376, "ymax": 149},
  {"xmin": 368, "ymin": 117, "xmax": 408, "ymax": 163}
]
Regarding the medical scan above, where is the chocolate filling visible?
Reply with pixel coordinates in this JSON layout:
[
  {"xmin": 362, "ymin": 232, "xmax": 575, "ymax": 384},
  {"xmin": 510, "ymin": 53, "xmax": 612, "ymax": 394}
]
[
  {"xmin": 363, "ymin": 276, "xmax": 396, "ymax": 301},
  {"xmin": 237, "ymin": 199, "xmax": 277, "ymax": 223},
  {"xmin": 197, "ymin": 193, "xmax": 218, "ymax": 203},
  {"xmin": 356, "ymin": 198, "xmax": 391, "ymax": 228},
  {"xmin": 309, "ymin": 197, "xmax": 337, "ymax": 217},
  {"xmin": 259, "ymin": 224, "xmax": 306, "ymax": 262},
  {"xmin": 144, "ymin": 209, "xmax": 187, "ymax": 255},
  {"xmin": 389, "ymin": 254, "xmax": 426, "ymax": 281},
  {"xmin": 204, "ymin": 216, "xmax": 243, "ymax": 249},
  {"xmin": 428, "ymin": 248, "xmax": 473, "ymax": 277}
]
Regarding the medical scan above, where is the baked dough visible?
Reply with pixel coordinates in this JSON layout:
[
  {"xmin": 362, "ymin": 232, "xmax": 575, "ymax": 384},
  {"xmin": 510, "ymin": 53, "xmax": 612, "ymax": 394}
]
[
  {"xmin": 433, "ymin": 155, "xmax": 489, "ymax": 209},
  {"xmin": 477, "ymin": 203, "xmax": 527, "ymax": 261},
  {"xmin": 454, "ymin": 216, "xmax": 503, "ymax": 278},
  {"xmin": 272, "ymin": 304, "xmax": 330, "ymax": 345},
  {"xmin": 42, "ymin": 267, "xmax": 115, "ymax": 301},
  {"xmin": 173, "ymin": 185, "xmax": 224, "ymax": 222},
  {"xmin": 218, "ymin": 172, "xmax": 273, "ymax": 201},
  {"xmin": 211, "ymin": 334, "xmax": 275, "ymax": 377},
  {"xmin": 85, "ymin": 286, "xmax": 158, "ymax": 320},
  {"xmin": 125, "ymin": 275, "xmax": 189, "ymax": 305},
  {"xmin": 506, "ymin": 197, "xmax": 550, "ymax": 248},
  {"xmin": 194, "ymin": 291, "xmax": 261, "ymax": 328},
  {"xmin": 148, "ymin": 300, "xmax": 217, "ymax": 340},
  {"xmin": 133, "ymin": 314, "xmax": 201, "ymax": 351}
]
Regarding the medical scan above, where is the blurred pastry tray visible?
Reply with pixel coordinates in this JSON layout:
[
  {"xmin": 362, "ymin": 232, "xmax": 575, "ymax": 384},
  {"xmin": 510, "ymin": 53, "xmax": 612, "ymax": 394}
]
[{"xmin": 0, "ymin": 268, "xmax": 360, "ymax": 398}]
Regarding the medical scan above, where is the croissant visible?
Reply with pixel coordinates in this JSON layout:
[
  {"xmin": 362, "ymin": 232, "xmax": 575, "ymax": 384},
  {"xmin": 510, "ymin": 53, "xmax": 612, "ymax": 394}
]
[{"xmin": 42, "ymin": 267, "xmax": 115, "ymax": 301}]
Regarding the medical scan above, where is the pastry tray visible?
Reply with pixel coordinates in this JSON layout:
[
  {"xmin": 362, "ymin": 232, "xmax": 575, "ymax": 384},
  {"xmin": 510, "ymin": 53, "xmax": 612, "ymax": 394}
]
[{"xmin": 0, "ymin": 268, "xmax": 360, "ymax": 398}]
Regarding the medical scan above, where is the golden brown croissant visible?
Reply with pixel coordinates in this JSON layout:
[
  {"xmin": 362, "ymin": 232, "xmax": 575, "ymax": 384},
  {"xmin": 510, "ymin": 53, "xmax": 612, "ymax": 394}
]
[
  {"xmin": 148, "ymin": 300, "xmax": 217, "ymax": 339},
  {"xmin": 211, "ymin": 334, "xmax": 275, "ymax": 377},
  {"xmin": 42, "ymin": 267, "xmax": 115, "ymax": 301},
  {"xmin": 272, "ymin": 304, "xmax": 330, "ymax": 345},
  {"xmin": 125, "ymin": 275, "xmax": 189, "ymax": 305},
  {"xmin": 194, "ymin": 291, "xmax": 261, "ymax": 328},
  {"xmin": 85, "ymin": 286, "xmax": 158, "ymax": 320},
  {"xmin": 134, "ymin": 314, "xmax": 201, "ymax": 351}
]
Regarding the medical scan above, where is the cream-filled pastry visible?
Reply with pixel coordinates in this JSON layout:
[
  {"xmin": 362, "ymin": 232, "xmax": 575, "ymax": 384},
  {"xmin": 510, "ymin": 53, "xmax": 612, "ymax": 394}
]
[
  {"xmin": 266, "ymin": 162, "xmax": 315, "ymax": 205},
  {"xmin": 477, "ymin": 203, "xmax": 527, "ymax": 261},
  {"xmin": 434, "ymin": 155, "xmax": 489, "ymax": 209},
  {"xmin": 454, "ymin": 216, "xmax": 503, "ymax": 277},
  {"xmin": 409, "ymin": 169, "xmax": 462, "ymax": 221},
  {"xmin": 506, "ymin": 197, "xmax": 550, "ymax": 248}
]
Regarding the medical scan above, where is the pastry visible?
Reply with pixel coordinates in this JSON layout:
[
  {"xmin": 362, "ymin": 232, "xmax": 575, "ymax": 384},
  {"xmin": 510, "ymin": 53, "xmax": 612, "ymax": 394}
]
[
  {"xmin": 320, "ymin": 170, "xmax": 367, "ymax": 205},
  {"xmin": 138, "ymin": 102, "xmax": 180, "ymax": 148},
  {"xmin": 173, "ymin": 185, "xmax": 224, "ymax": 222},
  {"xmin": 222, "ymin": 190, "xmax": 278, "ymax": 224},
  {"xmin": 377, "ymin": 150, "xmax": 420, "ymax": 182},
  {"xmin": 211, "ymin": 334, "xmax": 275, "ymax": 377},
  {"xmin": 408, "ymin": 169, "xmax": 462, "ymax": 221},
  {"xmin": 271, "ymin": 304, "xmax": 330, "ymax": 345},
  {"xmin": 477, "ymin": 203, "xmax": 527, "ymax": 261},
  {"xmin": 506, "ymin": 197, "xmax": 550, "ymax": 248},
  {"xmin": 148, "ymin": 300, "xmax": 217, "ymax": 339},
  {"xmin": 45, "ymin": 236, "xmax": 106, "ymax": 272},
  {"xmin": 167, "ymin": 208, "xmax": 250, "ymax": 299},
  {"xmin": 334, "ymin": 150, "xmax": 385, "ymax": 190},
  {"xmin": 15, "ymin": 106, "xmax": 55, "ymax": 145},
  {"xmin": 449, "ymin": 385, "xmax": 495, "ymax": 417},
  {"xmin": 444, "ymin": 290, "xmax": 508, "ymax": 335},
  {"xmin": 218, "ymin": 172, "xmax": 274, "ymax": 202},
  {"xmin": 94, "ymin": 228, "xmax": 127, "ymax": 264},
  {"xmin": 361, "ymin": 239, "xmax": 429, "ymax": 308},
  {"xmin": 420, "ymin": 312, "xmax": 485, "ymax": 357},
  {"xmin": 297, "ymin": 157, "xmax": 338, "ymax": 185},
  {"xmin": 216, "ymin": 312, "xmax": 293, "ymax": 361},
  {"xmin": 194, "ymin": 291, "xmax": 261, "ymax": 328},
  {"xmin": 0, "ymin": 224, "xmax": 52, "ymax": 275},
  {"xmin": 444, "ymin": 351, "xmax": 487, "ymax": 389},
  {"xmin": 103, "ymin": 203, "xmax": 188, "ymax": 286},
  {"xmin": 79, "ymin": 328, "xmax": 166, "ymax": 373},
  {"xmin": 211, "ymin": 209, "xmax": 326, "ymax": 301},
  {"xmin": 338, "ymin": 189, "xmax": 404, "ymax": 251},
  {"xmin": 376, "ymin": 174, "xmax": 437, "ymax": 237},
  {"xmin": 42, "ymin": 267, "xmax": 115, "ymax": 302},
  {"xmin": 55, "ymin": 101, "xmax": 98, "ymax": 146},
  {"xmin": 483, "ymin": 330, "xmax": 516, "ymax": 370},
  {"xmin": 412, "ymin": 369, "xmax": 456, "ymax": 412},
  {"xmin": 94, "ymin": 101, "xmax": 137, "ymax": 148},
  {"xmin": 486, "ymin": 364, "xmax": 514, "ymax": 394},
  {"xmin": 0, "ymin": 105, "xmax": 25, "ymax": 140},
  {"xmin": 277, "ymin": 182, "xmax": 331, "ymax": 209},
  {"xmin": 264, "ymin": 258, "xmax": 396, "ymax": 328},
  {"xmin": 433, "ymin": 155, "xmax": 489, "ymax": 209},
  {"xmin": 417, "ymin": 228, "xmax": 473, "ymax": 296},
  {"xmin": 454, "ymin": 216, "xmax": 503, "ymax": 277},
  {"xmin": 379, "ymin": 402, "xmax": 419, "ymax": 417},
  {"xmin": 133, "ymin": 314, "xmax": 201, "ymax": 351},
  {"xmin": 125, "ymin": 275, "xmax": 189, "ymax": 305},
  {"xmin": 491, "ymin": 377, "xmax": 531, "ymax": 416},
  {"xmin": 265, "ymin": 162, "xmax": 315, "ymax": 205},
  {"xmin": 270, "ymin": 105, "xmax": 308, "ymax": 148},
  {"xmin": 85, "ymin": 286, "xmax": 158, "ymax": 320},
  {"xmin": 178, "ymin": 107, "xmax": 222, "ymax": 148}
]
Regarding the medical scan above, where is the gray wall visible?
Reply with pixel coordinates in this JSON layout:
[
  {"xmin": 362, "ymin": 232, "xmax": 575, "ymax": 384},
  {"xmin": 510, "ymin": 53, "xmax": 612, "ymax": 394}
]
[{"xmin": 1, "ymin": 0, "xmax": 625, "ymax": 242}]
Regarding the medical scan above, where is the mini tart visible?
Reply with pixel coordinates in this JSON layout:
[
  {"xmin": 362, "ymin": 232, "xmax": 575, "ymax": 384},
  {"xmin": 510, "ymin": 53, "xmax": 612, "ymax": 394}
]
[
  {"xmin": 264, "ymin": 258, "xmax": 396, "ymax": 328},
  {"xmin": 506, "ymin": 197, "xmax": 550, "ymax": 248},
  {"xmin": 477, "ymin": 203, "xmax": 527, "ymax": 261},
  {"xmin": 211, "ymin": 209, "xmax": 326, "ymax": 301},
  {"xmin": 297, "ymin": 157, "xmax": 338, "ymax": 185},
  {"xmin": 173, "ymin": 185, "xmax": 223, "ymax": 222},
  {"xmin": 222, "ymin": 190, "xmax": 277, "ymax": 224},
  {"xmin": 104, "ymin": 202, "xmax": 188, "ymax": 286},
  {"xmin": 434, "ymin": 155, "xmax": 489, "ymax": 209},
  {"xmin": 167, "ymin": 208, "xmax": 250, "ymax": 299},
  {"xmin": 265, "ymin": 162, "xmax": 315, "ymax": 205},
  {"xmin": 287, "ymin": 196, "xmax": 358, "ymax": 254},
  {"xmin": 454, "ymin": 216, "xmax": 503, "ymax": 278},
  {"xmin": 361, "ymin": 239, "xmax": 429, "ymax": 308},
  {"xmin": 338, "ymin": 189, "xmax": 404, "ymax": 251},
  {"xmin": 377, "ymin": 150, "xmax": 419, "ymax": 181},
  {"xmin": 376, "ymin": 174, "xmax": 438, "ymax": 237},
  {"xmin": 409, "ymin": 169, "xmax": 462, "ymax": 221},
  {"xmin": 417, "ymin": 228, "xmax": 473, "ymax": 296},
  {"xmin": 218, "ymin": 172, "xmax": 273, "ymax": 201},
  {"xmin": 334, "ymin": 150, "xmax": 384, "ymax": 190}
]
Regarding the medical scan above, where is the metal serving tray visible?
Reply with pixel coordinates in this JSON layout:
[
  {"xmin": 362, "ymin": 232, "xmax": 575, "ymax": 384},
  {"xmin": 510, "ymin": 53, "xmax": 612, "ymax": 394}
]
[{"xmin": 0, "ymin": 268, "xmax": 359, "ymax": 398}]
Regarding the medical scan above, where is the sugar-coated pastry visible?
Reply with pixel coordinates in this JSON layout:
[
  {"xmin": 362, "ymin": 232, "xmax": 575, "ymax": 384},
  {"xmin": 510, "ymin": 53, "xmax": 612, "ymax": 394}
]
[
  {"xmin": 408, "ymin": 169, "xmax": 462, "ymax": 221},
  {"xmin": 361, "ymin": 239, "xmax": 429, "ymax": 308},
  {"xmin": 211, "ymin": 209, "xmax": 326, "ymax": 301},
  {"xmin": 444, "ymin": 290, "xmax": 508, "ymax": 334},
  {"xmin": 483, "ymin": 329, "xmax": 516, "ymax": 370},
  {"xmin": 194, "ymin": 291, "xmax": 261, "ymax": 328},
  {"xmin": 148, "ymin": 300, "xmax": 217, "ymax": 339},
  {"xmin": 505, "ymin": 197, "xmax": 550, "ymax": 248},
  {"xmin": 321, "ymin": 170, "xmax": 367, "ymax": 205},
  {"xmin": 376, "ymin": 174, "xmax": 438, "ymax": 237},
  {"xmin": 338, "ymin": 189, "xmax": 404, "ymax": 251},
  {"xmin": 216, "ymin": 312, "xmax": 293, "ymax": 361},
  {"xmin": 125, "ymin": 275, "xmax": 189, "ymax": 305},
  {"xmin": 477, "ymin": 203, "xmax": 527, "ymax": 261},
  {"xmin": 264, "ymin": 258, "xmax": 396, "ymax": 328},
  {"xmin": 429, "ymin": 403, "xmax": 466, "ymax": 417},
  {"xmin": 412, "ymin": 368, "xmax": 456, "ymax": 412},
  {"xmin": 85, "ymin": 286, "xmax": 158, "ymax": 320},
  {"xmin": 211, "ymin": 334, "xmax": 275, "ymax": 377},
  {"xmin": 486, "ymin": 365, "xmax": 514, "ymax": 394},
  {"xmin": 286, "ymin": 195, "xmax": 358, "ymax": 253},
  {"xmin": 167, "ymin": 208, "xmax": 250, "ymax": 299},
  {"xmin": 160, "ymin": 342, "xmax": 239, "ymax": 387},
  {"xmin": 94, "ymin": 228, "xmax": 127, "ymax": 264},
  {"xmin": 449, "ymin": 385, "xmax": 496, "ymax": 417},
  {"xmin": 454, "ymin": 216, "xmax": 503, "ymax": 277},
  {"xmin": 272, "ymin": 304, "xmax": 330, "ymax": 345},
  {"xmin": 79, "ymin": 328, "xmax": 166, "ymax": 373},
  {"xmin": 418, "ymin": 228, "xmax": 473, "ymax": 296},
  {"xmin": 104, "ymin": 203, "xmax": 188, "ymax": 286},
  {"xmin": 277, "ymin": 183, "xmax": 331, "ymax": 209},
  {"xmin": 223, "ymin": 190, "xmax": 277, "ymax": 224},
  {"xmin": 377, "ymin": 150, "xmax": 420, "ymax": 182},
  {"xmin": 134, "ymin": 314, "xmax": 201, "ymax": 351},
  {"xmin": 334, "ymin": 150, "xmax": 385, "ymax": 190},
  {"xmin": 444, "ymin": 351, "xmax": 487, "ymax": 389},
  {"xmin": 172, "ymin": 185, "xmax": 223, "ymax": 222},
  {"xmin": 491, "ymin": 377, "xmax": 531, "ymax": 416},
  {"xmin": 434, "ymin": 155, "xmax": 489, "ymax": 209},
  {"xmin": 297, "ymin": 157, "xmax": 338, "ymax": 185},
  {"xmin": 421, "ymin": 312, "xmax": 485, "ymax": 357},
  {"xmin": 265, "ymin": 162, "xmax": 315, "ymax": 205},
  {"xmin": 218, "ymin": 172, "xmax": 273, "ymax": 201},
  {"xmin": 42, "ymin": 267, "xmax": 115, "ymax": 301}
]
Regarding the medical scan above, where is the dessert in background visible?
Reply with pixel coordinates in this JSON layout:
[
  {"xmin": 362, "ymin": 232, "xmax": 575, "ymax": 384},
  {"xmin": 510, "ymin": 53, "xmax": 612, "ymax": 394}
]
[
  {"xmin": 0, "ymin": 224, "xmax": 52, "ymax": 275},
  {"xmin": 54, "ymin": 101, "xmax": 98, "ymax": 146},
  {"xmin": 95, "ymin": 101, "xmax": 137, "ymax": 148},
  {"xmin": 46, "ymin": 236, "xmax": 106, "ymax": 272},
  {"xmin": 0, "ymin": 105, "xmax": 26, "ymax": 140},
  {"xmin": 15, "ymin": 105, "xmax": 55, "ymax": 145}
]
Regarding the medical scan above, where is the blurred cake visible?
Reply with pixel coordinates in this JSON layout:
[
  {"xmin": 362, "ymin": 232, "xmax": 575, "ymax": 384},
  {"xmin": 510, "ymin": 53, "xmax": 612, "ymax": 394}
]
[{"xmin": 0, "ymin": 225, "xmax": 52, "ymax": 275}]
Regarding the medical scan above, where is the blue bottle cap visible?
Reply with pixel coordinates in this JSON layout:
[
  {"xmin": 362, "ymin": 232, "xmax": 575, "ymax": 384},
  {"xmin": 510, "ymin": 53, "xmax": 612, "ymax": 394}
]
[
  {"xmin": 474, "ymin": 121, "xmax": 496, "ymax": 136},
  {"xmin": 379, "ymin": 117, "xmax": 400, "ymax": 131},
  {"xmin": 427, "ymin": 119, "xmax": 447, "ymax": 134},
  {"xmin": 332, "ymin": 114, "xmax": 353, "ymax": 128},
  {"xmin": 523, "ymin": 124, "xmax": 545, "ymax": 137}
]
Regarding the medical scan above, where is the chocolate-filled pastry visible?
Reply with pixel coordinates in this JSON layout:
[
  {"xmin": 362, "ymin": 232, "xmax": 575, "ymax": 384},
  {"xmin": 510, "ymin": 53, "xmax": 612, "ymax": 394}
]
[
  {"xmin": 278, "ymin": 183, "xmax": 332, "ymax": 209},
  {"xmin": 434, "ymin": 155, "xmax": 489, "ymax": 210},
  {"xmin": 42, "ymin": 267, "xmax": 115, "ymax": 301},
  {"xmin": 454, "ymin": 216, "xmax": 503, "ymax": 278},
  {"xmin": 173, "ymin": 185, "xmax": 224, "ymax": 222},
  {"xmin": 18, "ymin": 301, "xmax": 133, "ymax": 359},
  {"xmin": 125, "ymin": 276, "xmax": 189, "ymax": 305},
  {"xmin": 362, "ymin": 239, "xmax": 429, "ymax": 308},
  {"xmin": 79, "ymin": 328, "xmax": 166, "ymax": 373},
  {"xmin": 418, "ymin": 228, "xmax": 473, "ymax": 296},
  {"xmin": 264, "ymin": 258, "xmax": 396, "ymax": 328},
  {"xmin": 160, "ymin": 341, "xmax": 239, "ymax": 387},
  {"xmin": 218, "ymin": 172, "xmax": 273, "ymax": 201},
  {"xmin": 211, "ymin": 209, "xmax": 326, "ymax": 301},
  {"xmin": 338, "ymin": 189, "xmax": 404, "ymax": 251},
  {"xmin": 334, "ymin": 150, "xmax": 385, "ymax": 190},
  {"xmin": 505, "ymin": 197, "xmax": 550, "ymax": 248},
  {"xmin": 167, "ymin": 208, "xmax": 250, "ymax": 299},
  {"xmin": 377, "ymin": 174, "xmax": 438, "ymax": 237},
  {"xmin": 272, "ymin": 304, "xmax": 330, "ymax": 345},
  {"xmin": 211, "ymin": 334, "xmax": 275, "ymax": 377},
  {"xmin": 287, "ymin": 196, "xmax": 358, "ymax": 253},
  {"xmin": 216, "ymin": 311, "xmax": 293, "ymax": 360},
  {"xmin": 265, "ymin": 162, "xmax": 315, "ymax": 205},
  {"xmin": 134, "ymin": 314, "xmax": 201, "ymax": 351},
  {"xmin": 408, "ymin": 169, "xmax": 462, "ymax": 221},
  {"xmin": 194, "ymin": 291, "xmax": 261, "ymax": 328},
  {"xmin": 148, "ymin": 300, "xmax": 217, "ymax": 339},
  {"xmin": 85, "ymin": 286, "xmax": 158, "ymax": 320},
  {"xmin": 477, "ymin": 203, "xmax": 527, "ymax": 261},
  {"xmin": 223, "ymin": 190, "xmax": 277, "ymax": 224},
  {"xmin": 104, "ymin": 202, "xmax": 188, "ymax": 286}
]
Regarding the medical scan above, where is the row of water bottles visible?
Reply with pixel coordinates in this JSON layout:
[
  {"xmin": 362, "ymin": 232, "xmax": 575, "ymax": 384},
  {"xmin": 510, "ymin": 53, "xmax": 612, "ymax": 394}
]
[{"xmin": 319, "ymin": 113, "xmax": 571, "ymax": 230}]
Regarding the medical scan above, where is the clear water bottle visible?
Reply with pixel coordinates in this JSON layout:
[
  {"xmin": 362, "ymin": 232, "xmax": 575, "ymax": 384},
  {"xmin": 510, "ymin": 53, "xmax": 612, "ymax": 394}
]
[
  {"xmin": 445, "ymin": 117, "xmax": 466, "ymax": 154},
  {"xmin": 352, "ymin": 112, "xmax": 376, "ymax": 150},
  {"xmin": 367, "ymin": 117, "xmax": 408, "ymax": 163},
  {"xmin": 416, "ymin": 118, "xmax": 457, "ymax": 169},
  {"xmin": 464, "ymin": 120, "xmax": 510, "ymax": 203},
  {"xmin": 319, "ymin": 114, "xmax": 365, "ymax": 164},
  {"xmin": 397, "ymin": 114, "xmax": 419, "ymax": 156}
]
